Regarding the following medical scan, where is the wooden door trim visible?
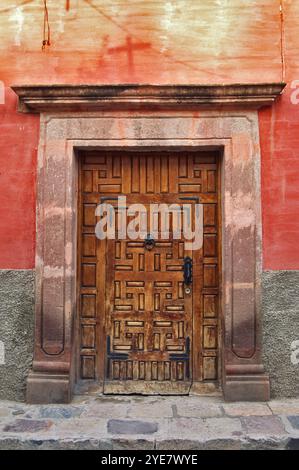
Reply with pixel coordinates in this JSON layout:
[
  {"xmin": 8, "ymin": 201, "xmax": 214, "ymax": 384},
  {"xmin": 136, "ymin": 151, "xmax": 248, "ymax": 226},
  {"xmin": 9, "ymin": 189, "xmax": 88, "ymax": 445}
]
[{"xmin": 26, "ymin": 110, "xmax": 270, "ymax": 403}]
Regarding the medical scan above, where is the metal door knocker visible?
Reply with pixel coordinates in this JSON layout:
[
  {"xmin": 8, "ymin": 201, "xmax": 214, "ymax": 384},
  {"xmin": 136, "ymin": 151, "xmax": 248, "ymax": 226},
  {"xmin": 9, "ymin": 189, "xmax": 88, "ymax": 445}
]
[
  {"xmin": 144, "ymin": 233, "xmax": 155, "ymax": 251},
  {"xmin": 183, "ymin": 257, "xmax": 193, "ymax": 294},
  {"xmin": 183, "ymin": 257, "xmax": 193, "ymax": 285}
]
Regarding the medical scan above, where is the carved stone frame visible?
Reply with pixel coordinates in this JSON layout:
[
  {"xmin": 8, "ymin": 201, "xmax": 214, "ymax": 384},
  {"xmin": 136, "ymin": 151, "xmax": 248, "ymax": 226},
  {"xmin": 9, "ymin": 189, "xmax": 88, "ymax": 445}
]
[{"xmin": 12, "ymin": 84, "xmax": 285, "ymax": 403}]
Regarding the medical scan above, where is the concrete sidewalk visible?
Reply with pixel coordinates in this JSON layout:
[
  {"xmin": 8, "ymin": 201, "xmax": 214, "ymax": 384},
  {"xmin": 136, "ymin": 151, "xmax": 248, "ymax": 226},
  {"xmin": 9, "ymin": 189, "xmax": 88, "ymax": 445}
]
[{"xmin": 0, "ymin": 395, "xmax": 299, "ymax": 450}]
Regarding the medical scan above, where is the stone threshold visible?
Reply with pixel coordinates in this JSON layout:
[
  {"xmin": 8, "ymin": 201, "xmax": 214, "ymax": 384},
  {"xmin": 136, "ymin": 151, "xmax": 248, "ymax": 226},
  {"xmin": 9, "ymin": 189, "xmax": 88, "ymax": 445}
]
[{"xmin": 0, "ymin": 396, "xmax": 299, "ymax": 449}]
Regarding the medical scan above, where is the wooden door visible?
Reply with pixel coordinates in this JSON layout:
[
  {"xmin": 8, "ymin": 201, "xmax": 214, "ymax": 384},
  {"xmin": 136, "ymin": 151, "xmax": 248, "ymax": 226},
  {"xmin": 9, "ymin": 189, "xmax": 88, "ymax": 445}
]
[{"xmin": 78, "ymin": 150, "xmax": 220, "ymax": 394}]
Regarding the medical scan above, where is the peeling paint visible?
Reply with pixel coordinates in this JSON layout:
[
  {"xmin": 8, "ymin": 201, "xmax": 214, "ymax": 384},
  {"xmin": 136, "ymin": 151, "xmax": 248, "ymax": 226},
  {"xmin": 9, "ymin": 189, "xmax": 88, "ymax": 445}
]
[
  {"xmin": 225, "ymin": 190, "xmax": 255, "ymax": 232},
  {"xmin": 44, "ymin": 206, "xmax": 65, "ymax": 217},
  {"xmin": 43, "ymin": 266, "xmax": 64, "ymax": 278},
  {"xmin": 65, "ymin": 242, "xmax": 73, "ymax": 266},
  {"xmin": 234, "ymin": 283, "xmax": 255, "ymax": 289},
  {"xmin": 9, "ymin": 6, "xmax": 24, "ymax": 47}
]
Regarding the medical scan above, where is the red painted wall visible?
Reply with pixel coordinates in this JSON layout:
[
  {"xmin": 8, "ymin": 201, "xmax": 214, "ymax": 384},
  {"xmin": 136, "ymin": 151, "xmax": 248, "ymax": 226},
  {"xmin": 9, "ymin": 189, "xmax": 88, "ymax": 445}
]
[
  {"xmin": 0, "ymin": 0, "xmax": 298, "ymax": 270},
  {"xmin": 259, "ymin": 0, "xmax": 299, "ymax": 270},
  {"xmin": 0, "ymin": 88, "xmax": 38, "ymax": 269}
]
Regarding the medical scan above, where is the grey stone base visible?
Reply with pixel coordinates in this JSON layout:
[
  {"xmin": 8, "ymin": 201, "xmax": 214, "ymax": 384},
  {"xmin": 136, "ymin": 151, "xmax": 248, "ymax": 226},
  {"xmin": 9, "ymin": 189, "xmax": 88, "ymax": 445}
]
[
  {"xmin": 0, "ymin": 270, "xmax": 34, "ymax": 401},
  {"xmin": 262, "ymin": 271, "xmax": 299, "ymax": 398},
  {"xmin": 0, "ymin": 437, "xmax": 292, "ymax": 450},
  {"xmin": 26, "ymin": 372, "xmax": 72, "ymax": 404},
  {"xmin": 224, "ymin": 374, "xmax": 270, "ymax": 402}
]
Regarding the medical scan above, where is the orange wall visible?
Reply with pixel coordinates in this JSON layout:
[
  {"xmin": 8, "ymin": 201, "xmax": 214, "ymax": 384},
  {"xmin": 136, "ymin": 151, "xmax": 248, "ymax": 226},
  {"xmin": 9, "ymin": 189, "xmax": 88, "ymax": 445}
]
[{"xmin": 0, "ymin": 0, "xmax": 298, "ymax": 269}]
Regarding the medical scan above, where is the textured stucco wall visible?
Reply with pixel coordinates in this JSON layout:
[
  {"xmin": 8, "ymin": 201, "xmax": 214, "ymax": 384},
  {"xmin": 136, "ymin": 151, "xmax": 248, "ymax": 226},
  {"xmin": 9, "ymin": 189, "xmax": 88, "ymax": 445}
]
[
  {"xmin": 262, "ymin": 271, "xmax": 299, "ymax": 398},
  {"xmin": 0, "ymin": 270, "xmax": 34, "ymax": 401}
]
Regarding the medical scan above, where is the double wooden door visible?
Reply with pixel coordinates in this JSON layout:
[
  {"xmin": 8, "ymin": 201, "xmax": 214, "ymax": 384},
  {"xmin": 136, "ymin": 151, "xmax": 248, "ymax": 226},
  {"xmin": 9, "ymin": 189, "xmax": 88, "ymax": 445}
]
[{"xmin": 78, "ymin": 150, "xmax": 220, "ymax": 393}]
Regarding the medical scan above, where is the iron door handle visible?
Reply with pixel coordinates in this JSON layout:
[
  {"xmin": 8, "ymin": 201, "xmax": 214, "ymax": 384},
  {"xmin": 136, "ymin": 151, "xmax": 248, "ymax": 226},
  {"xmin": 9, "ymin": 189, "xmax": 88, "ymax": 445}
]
[{"xmin": 184, "ymin": 257, "xmax": 193, "ymax": 285}]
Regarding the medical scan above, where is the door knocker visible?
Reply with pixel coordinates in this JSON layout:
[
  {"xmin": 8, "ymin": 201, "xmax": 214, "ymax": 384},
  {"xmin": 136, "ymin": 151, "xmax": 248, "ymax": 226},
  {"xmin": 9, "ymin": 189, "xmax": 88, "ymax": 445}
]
[
  {"xmin": 183, "ymin": 256, "xmax": 193, "ymax": 294},
  {"xmin": 144, "ymin": 233, "xmax": 155, "ymax": 251}
]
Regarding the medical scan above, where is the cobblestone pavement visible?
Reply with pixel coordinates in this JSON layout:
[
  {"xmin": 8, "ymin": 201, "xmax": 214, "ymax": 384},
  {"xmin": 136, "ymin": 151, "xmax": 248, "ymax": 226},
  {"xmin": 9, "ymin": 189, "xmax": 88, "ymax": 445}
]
[{"xmin": 0, "ymin": 395, "xmax": 299, "ymax": 449}]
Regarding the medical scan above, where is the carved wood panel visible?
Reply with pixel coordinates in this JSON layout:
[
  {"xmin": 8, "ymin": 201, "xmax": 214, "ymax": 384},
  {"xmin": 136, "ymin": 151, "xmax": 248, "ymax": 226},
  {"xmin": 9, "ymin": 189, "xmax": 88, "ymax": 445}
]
[{"xmin": 78, "ymin": 151, "xmax": 220, "ymax": 389}]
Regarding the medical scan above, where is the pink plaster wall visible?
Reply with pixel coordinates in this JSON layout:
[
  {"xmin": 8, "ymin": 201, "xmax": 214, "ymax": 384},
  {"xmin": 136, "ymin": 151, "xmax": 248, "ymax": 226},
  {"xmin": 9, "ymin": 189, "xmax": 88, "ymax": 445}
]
[{"xmin": 0, "ymin": 0, "xmax": 298, "ymax": 269}]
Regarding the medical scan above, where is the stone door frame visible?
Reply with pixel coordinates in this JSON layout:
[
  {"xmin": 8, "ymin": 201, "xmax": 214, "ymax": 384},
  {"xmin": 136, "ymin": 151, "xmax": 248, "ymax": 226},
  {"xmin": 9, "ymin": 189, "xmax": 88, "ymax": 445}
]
[{"xmin": 12, "ymin": 84, "xmax": 285, "ymax": 403}]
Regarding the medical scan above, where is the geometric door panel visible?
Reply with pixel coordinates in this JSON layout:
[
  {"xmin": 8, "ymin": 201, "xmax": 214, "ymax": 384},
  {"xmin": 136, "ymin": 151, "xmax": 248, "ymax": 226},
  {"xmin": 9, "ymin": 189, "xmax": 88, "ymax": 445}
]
[
  {"xmin": 78, "ymin": 151, "xmax": 220, "ymax": 392},
  {"xmin": 106, "ymin": 236, "xmax": 191, "ymax": 384}
]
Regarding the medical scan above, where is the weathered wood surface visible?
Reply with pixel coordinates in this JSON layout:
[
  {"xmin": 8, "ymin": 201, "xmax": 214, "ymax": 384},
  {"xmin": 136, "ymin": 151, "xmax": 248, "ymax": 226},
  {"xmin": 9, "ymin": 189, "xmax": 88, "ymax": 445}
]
[{"xmin": 78, "ymin": 151, "xmax": 220, "ymax": 392}]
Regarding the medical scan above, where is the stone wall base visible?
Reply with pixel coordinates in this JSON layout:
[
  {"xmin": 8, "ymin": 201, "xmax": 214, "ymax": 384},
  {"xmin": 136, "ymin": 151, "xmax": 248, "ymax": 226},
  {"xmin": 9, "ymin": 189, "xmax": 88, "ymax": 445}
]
[
  {"xmin": 224, "ymin": 375, "xmax": 270, "ymax": 402},
  {"xmin": 262, "ymin": 271, "xmax": 299, "ymax": 398},
  {"xmin": 0, "ymin": 270, "xmax": 34, "ymax": 401},
  {"xmin": 26, "ymin": 372, "xmax": 72, "ymax": 404}
]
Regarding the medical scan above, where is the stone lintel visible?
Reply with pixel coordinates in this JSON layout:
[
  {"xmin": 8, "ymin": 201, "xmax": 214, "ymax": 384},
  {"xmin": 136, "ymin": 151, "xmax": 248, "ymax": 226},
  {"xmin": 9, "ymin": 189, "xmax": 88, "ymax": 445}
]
[{"xmin": 12, "ymin": 83, "xmax": 286, "ymax": 113}]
